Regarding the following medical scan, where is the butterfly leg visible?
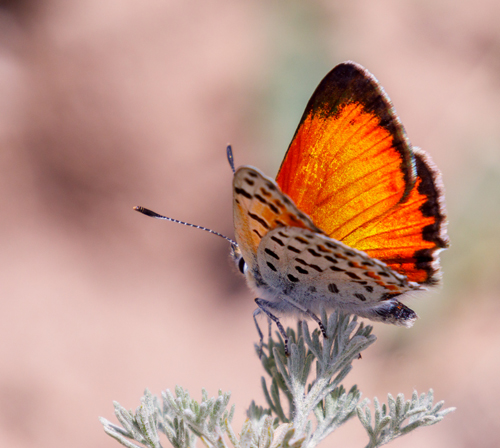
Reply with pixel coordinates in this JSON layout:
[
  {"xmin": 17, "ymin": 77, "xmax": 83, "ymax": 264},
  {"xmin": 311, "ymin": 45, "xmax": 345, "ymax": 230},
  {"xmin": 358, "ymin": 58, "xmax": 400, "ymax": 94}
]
[
  {"xmin": 254, "ymin": 298, "xmax": 290, "ymax": 355},
  {"xmin": 252, "ymin": 308, "xmax": 265, "ymax": 357},
  {"xmin": 305, "ymin": 310, "xmax": 327, "ymax": 339},
  {"xmin": 252, "ymin": 306, "xmax": 276, "ymax": 358},
  {"xmin": 281, "ymin": 298, "xmax": 328, "ymax": 339}
]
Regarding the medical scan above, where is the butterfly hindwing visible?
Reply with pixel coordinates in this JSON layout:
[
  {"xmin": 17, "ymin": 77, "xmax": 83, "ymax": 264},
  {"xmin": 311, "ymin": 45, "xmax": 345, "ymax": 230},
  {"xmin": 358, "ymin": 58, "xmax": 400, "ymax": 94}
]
[
  {"xmin": 346, "ymin": 148, "xmax": 449, "ymax": 284},
  {"xmin": 257, "ymin": 226, "xmax": 419, "ymax": 325}
]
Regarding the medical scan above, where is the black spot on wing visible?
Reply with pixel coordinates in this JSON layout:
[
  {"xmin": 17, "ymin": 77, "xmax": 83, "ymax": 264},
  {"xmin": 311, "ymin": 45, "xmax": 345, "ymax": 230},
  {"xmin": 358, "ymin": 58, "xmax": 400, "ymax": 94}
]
[
  {"xmin": 288, "ymin": 274, "xmax": 299, "ymax": 283},
  {"xmin": 328, "ymin": 283, "xmax": 339, "ymax": 293},
  {"xmin": 270, "ymin": 236, "xmax": 284, "ymax": 246},
  {"xmin": 295, "ymin": 236, "xmax": 309, "ymax": 244},
  {"xmin": 287, "ymin": 245, "xmax": 301, "ymax": 254},
  {"xmin": 235, "ymin": 187, "xmax": 252, "ymax": 199},
  {"xmin": 274, "ymin": 199, "xmax": 285, "ymax": 210},
  {"xmin": 253, "ymin": 229, "xmax": 262, "ymax": 238},
  {"xmin": 294, "ymin": 257, "xmax": 322, "ymax": 272},
  {"xmin": 316, "ymin": 245, "xmax": 331, "ymax": 253},
  {"xmin": 295, "ymin": 266, "xmax": 309, "ymax": 274},
  {"xmin": 248, "ymin": 212, "xmax": 269, "ymax": 229},
  {"xmin": 253, "ymin": 193, "xmax": 279, "ymax": 213},
  {"xmin": 380, "ymin": 292, "xmax": 401, "ymax": 301},
  {"xmin": 265, "ymin": 248, "xmax": 280, "ymax": 260},
  {"xmin": 354, "ymin": 293, "xmax": 367, "ymax": 302},
  {"xmin": 267, "ymin": 262, "xmax": 277, "ymax": 272},
  {"xmin": 308, "ymin": 264, "xmax": 323, "ymax": 272},
  {"xmin": 307, "ymin": 248, "xmax": 321, "ymax": 257},
  {"xmin": 268, "ymin": 203, "xmax": 279, "ymax": 214},
  {"xmin": 254, "ymin": 194, "xmax": 267, "ymax": 205}
]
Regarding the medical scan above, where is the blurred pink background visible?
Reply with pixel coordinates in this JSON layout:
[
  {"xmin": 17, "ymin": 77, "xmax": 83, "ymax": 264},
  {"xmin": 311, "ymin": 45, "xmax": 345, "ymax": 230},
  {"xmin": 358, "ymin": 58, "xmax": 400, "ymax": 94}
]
[{"xmin": 1, "ymin": 1, "xmax": 499, "ymax": 447}]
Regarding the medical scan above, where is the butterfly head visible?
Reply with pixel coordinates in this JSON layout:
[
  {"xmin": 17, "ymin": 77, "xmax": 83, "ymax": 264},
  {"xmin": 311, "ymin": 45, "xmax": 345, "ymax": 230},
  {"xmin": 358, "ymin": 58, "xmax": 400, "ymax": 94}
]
[{"xmin": 230, "ymin": 243, "xmax": 248, "ymax": 275}]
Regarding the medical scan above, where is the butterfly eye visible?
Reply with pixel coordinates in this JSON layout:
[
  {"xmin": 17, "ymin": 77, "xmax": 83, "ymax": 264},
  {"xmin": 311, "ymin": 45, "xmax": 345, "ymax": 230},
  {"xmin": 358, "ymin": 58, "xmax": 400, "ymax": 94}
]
[{"xmin": 238, "ymin": 257, "xmax": 247, "ymax": 275}]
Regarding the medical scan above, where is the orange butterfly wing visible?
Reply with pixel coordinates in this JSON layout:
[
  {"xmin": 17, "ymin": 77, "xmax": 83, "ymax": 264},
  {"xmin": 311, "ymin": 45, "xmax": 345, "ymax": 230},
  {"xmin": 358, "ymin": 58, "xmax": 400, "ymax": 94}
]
[{"xmin": 276, "ymin": 62, "xmax": 449, "ymax": 285}]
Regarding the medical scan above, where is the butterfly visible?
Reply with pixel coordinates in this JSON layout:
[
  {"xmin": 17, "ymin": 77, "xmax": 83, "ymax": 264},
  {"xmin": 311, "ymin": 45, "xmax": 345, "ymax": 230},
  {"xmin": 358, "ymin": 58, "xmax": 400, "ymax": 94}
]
[{"xmin": 135, "ymin": 61, "xmax": 449, "ymax": 354}]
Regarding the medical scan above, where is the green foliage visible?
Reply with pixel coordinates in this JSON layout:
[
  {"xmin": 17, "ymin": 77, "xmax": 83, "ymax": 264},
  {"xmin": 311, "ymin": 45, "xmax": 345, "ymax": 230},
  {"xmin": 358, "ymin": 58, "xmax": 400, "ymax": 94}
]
[{"xmin": 100, "ymin": 311, "xmax": 454, "ymax": 448}]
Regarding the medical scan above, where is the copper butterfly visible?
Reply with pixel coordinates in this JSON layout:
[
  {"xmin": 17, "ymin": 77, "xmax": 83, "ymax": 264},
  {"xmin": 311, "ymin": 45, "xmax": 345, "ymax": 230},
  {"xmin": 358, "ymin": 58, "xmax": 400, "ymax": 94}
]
[{"xmin": 135, "ymin": 61, "xmax": 449, "ymax": 353}]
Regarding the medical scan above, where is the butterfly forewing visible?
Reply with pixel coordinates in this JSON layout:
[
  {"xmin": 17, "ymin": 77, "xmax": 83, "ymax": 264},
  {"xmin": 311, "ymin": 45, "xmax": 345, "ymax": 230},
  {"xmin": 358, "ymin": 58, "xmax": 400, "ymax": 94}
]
[
  {"xmin": 277, "ymin": 62, "xmax": 415, "ymax": 239},
  {"xmin": 233, "ymin": 166, "xmax": 322, "ymax": 273},
  {"xmin": 276, "ymin": 62, "xmax": 448, "ymax": 285}
]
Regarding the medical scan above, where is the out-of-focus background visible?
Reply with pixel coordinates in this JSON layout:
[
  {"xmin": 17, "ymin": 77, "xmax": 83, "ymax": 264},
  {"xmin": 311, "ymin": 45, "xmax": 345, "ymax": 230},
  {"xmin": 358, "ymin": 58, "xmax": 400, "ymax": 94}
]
[{"xmin": 1, "ymin": 1, "xmax": 499, "ymax": 447}]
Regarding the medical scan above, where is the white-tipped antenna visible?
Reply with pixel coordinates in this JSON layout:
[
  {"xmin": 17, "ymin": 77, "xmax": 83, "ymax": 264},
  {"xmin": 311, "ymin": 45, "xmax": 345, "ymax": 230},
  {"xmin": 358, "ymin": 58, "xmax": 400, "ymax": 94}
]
[
  {"xmin": 227, "ymin": 144, "xmax": 235, "ymax": 174},
  {"xmin": 133, "ymin": 206, "xmax": 238, "ymax": 246}
]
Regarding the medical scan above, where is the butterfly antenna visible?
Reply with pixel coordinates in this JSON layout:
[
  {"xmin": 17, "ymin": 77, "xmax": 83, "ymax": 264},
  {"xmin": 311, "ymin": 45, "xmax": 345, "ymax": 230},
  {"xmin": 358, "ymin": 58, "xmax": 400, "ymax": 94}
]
[
  {"xmin": 134, "ymin": 206, "xmax": 238, "ymax": 246},
  {"xmin": 227, "ymin": 145, "xmax": 235, "ymax": 174}
]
